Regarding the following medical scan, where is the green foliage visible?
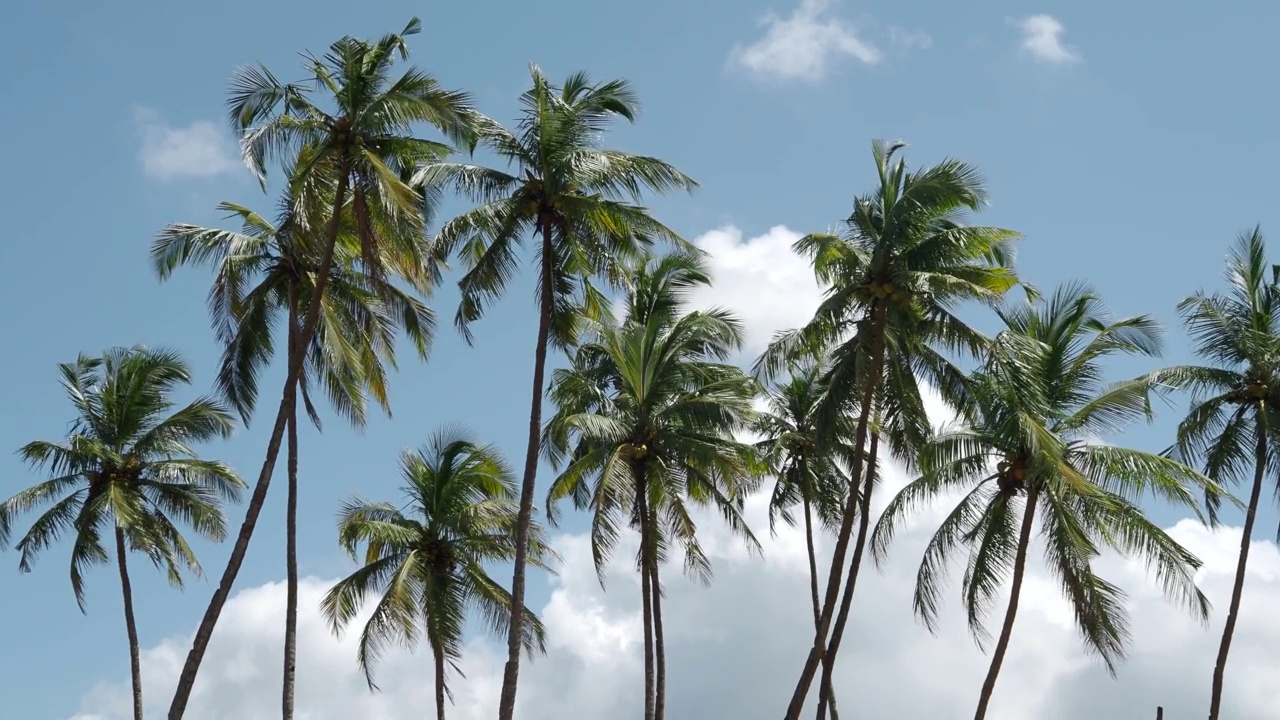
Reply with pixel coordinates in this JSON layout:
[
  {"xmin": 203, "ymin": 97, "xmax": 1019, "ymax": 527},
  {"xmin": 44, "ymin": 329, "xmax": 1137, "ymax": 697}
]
[
  {"xmin": 0, "ymin": 347, "xmax": 243, "ymax": 608},
  {"xmin": 874, "ymin": 284, "xmax": 1218, "ymax": 671},
  {"xmin": 321, "ymin": 428, "xmax": 553, "ymax": 692}
]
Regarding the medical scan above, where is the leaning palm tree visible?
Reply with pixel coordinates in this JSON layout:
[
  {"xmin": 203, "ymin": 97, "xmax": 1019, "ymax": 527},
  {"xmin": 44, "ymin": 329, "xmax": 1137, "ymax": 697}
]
[
  {"xmin": 543, "ymin": 252, "xmax": 761, "ymax": 720},
  {"xmin": 873, "ymin": 284, "xmax": 1219, "ymax": 720},
  {"xmin": 761, "ymin": 140, "xmax": 1020, "ymax": 719},
  {"xmin": 165, "ymin": 19, "xmax": 472, "ymax": 716},
  {"xmin": 321, "ymin": 428, "xmax": 552, "ymax": 720},
  {"xmin": 152, "ymin": 191, "xmax": 434, "ymax": 717},
  {"xmin": 418, "ymin": 66, "xmax": 697, "ymax": 719},
  {"xmin": 0, "ymin": 347, "xmax": 242, "ymax": 720},
  {"xmin": 1150, "ymin": 228, "xmax": 1280, "ymax": 720}
]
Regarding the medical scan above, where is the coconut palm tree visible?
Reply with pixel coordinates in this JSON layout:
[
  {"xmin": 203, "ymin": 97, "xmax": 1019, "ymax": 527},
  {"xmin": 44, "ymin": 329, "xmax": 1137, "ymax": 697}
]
[
  {"xmin": 321, "ymin": 428, "xmax": 552, "ymax": 720},
  {"xmin": 762, "ymin": 140, "xmax": 1020, "ymax": 719},
  {"xmin": 753, "ymin": 362, "xmax": 852, "ymax": 718},
  {"xmin": 165, "ymin": 19, "xmax": 472, "ymax": 716},
  {"xmin": 543, "ymin": 251, "xmax": 761, "ymax": 720},
  {"xmin": 873, "ymin": 283, "xmax": 1219, "ymax": 720},
  {"xmin": 152, "ymin": 191, "xmax": 434, "ymax": 717},
  {"xmin": 0, "ymin": 347, "xmax": 243, "ymax": 720},
  {"xmin": 417, "ymin": 66, "xmax": 697, "ymax": 719},
  {"xmin": 1150, "ymin": 228, "xmax": 1280, "ymax": 720}
]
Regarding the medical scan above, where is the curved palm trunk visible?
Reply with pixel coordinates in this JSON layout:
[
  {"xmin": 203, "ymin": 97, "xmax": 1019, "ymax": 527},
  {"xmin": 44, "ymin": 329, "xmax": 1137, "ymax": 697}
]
[
  {"xmin": 498, "ymin": 220, "xmax": 556, "ymax": 720},
  {"xmin": 785, "ymin": 303, "xmax": 887, "ymax": 720},
  {"xmin": 169, "ymin": 167, "xmax": 351, "ymax": 719},
  {"xmin": 433, "ymin": 636, "xmax": 447, "ymax": 720},
  {"xmin": 801, "ymin": 481, "xmax": 838, "ymax": 720},
  {"xmin": 1208, "ymin": 415, "xmax": 1268, "ymax": 720},
  {"xmin": 816, "ymin": 433, "xmax": 880, "ymax": 719},
  {"xmin": 282, "ymin": 297, "xmax": 300, "ymax": 720},
  {"xmin": 973, "ymin": 486, "xmax": 1039, "ymax": 720},
  {"xmin": 651, "ymin": 540, "xmax": 667, "ymax": 720},
  {"xmin": 115, "ymin": 526, "xmax": 144, "ymax": 720},
  {"xmin": 638, "ymin": 483, "xmax": 657, "ymax": 720}
]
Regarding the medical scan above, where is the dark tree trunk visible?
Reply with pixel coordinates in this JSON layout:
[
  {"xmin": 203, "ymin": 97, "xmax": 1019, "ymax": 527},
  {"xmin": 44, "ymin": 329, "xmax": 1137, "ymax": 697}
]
[
  {"xmin": 816, "ymin": 433, "xmax": 880, "ymax": 719},
  {"xmin": 637, "ymin": 471, "xmax": 656, "ymax": 720},
  {"xmin": 973, "ymin": 486, "xmax": 1039, "ymax": 720},
  {"xmin": 433, "ymin": 637, "xmax": 447, "ymax": 720},
  {"xmin": 116, "ymin": 526, "xmax": 144, "ymax": 720},
  {"xmin": 1208, "ymin": 412, "xmax": 1267, "ymax": 720},
  {"xmin": 651, "ymin": 534, "xmax": 667, "ymax": 720},
  {"xmin": 784, "ymin": 302, "xmax": 887, "ymax": 720},
  {"xmin": 282, "ymin": 294, "xmax": 300, "ymax": 720},
  {"xmin": 497, "ymin": 219, "xmax": 556, "ymax": 720},
  {"xmin": 168, "ymin": 166, "xmax": 351, "ymax": 719},
  {"xmin": 802, "ymin": 481, "xmax": 838, "ymax": 720}
]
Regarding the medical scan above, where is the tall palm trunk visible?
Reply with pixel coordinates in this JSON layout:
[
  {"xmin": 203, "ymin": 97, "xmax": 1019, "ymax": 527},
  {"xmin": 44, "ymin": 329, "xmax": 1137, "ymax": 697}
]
[
  {"xmin": 801, "ymin": 477, "xmax": 838, "ymax": 720},
  {"xmin": 973, "ymin": 486, "xmax": 1039, "ymax": 720},
  {"xmin": 169, "ymin": 166, "xmax": 351, "ymax": 719},
  {"xmin": 637, "ymin": 468, "xmax": 657, "ymax": 720},
  {"xmin": 816, "ymin": 433, "xmax": 880, "ymax": 719},
  {"xmin": 1208, "ymin": 411, "xmax": 1268, "ymax": 720},
  {"xmin": 282, "ymin": 294, "xmax": 301, "ymax": 720},
  {"xmin": 115, "ymin": 526, "xmax": 144, "ymax": 720},
  {"xmin": 784, "ymin": 303, "xmax": 887, "ymax": 720},
  {"xmin": 498, "ymin": 219, "xmax": 556, "ymax": 720},
  {"xmin": 650, "ymin": 542, "xmax": 667, "ymax": 720},
  {"xmin": 432, "ymin": 633, "xmax": 447, "ymax": 720}
]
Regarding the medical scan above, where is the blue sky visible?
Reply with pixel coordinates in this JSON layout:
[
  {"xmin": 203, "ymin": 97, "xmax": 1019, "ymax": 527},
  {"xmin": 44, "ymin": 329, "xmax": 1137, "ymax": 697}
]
[{"xmin": 3, "ymin": 1, "xmax": 1280, "ymax": 717}]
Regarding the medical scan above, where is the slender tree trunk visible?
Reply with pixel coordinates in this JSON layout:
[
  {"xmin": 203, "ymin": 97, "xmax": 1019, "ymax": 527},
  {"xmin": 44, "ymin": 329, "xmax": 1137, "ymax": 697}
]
[
  {"xmin": 784, "ymin": 302, "xmax": 887, "ymax": 720},
  {"xmin": 433, "ymin": 638, "xmax": 447, "ymax": 720},
  {"xmin": 169, "ymin": 166, "xmax": 351, "ymax": 719},
  {"xmin": 1208, "ymin": 411, "xmax": 1267, "ymax": 720},
  {"xmin": 637, "ymin": 471, "xmax": 656, "ymax": 720},
  {"xmin": 282, "ymin": 295, "xmax": 300, "ymax": 720},
  {"xmin": 973, "ymin": 486, "xmax": 1039, "ymax": 720},
  {"xmin": 498, "ymin": 219, "xmax": 556, "ymax": 720},
  {"xmin": 802, "ymin": 485, "xmax": 838, "ymax": 720},
  {"xmin": 816, "ymin": 433, "xmax": 880, "ymax": 719},
  {"xmin": 116, "ymin": 527, "xmax": 144, "ymax": 720},
  {"xmin": 651, "ymin": 538, "xmax": 667, "ymax": 720}
]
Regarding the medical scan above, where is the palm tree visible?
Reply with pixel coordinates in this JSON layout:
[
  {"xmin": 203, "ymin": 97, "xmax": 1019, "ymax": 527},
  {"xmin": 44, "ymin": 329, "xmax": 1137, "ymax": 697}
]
[
  {"xmin": 165, "ymin": 19, "xmax": 472, "ymax": 716},
  {"xmin": 543, "ymin": 252, "xmax": 761, "ymax": 720},
  {"xmin": 0, "ymin": 347, "xmax": 243, "ymax": 720},
  {"xmin": 1150, "ymin": 228, "xmax": 1280, "ymax": 720},
  {"xmin": 761, "ymin": 140, "xmax": 1020, "ymax": 719},
  {"xmin": 321, "ymin": 428, "xmax": 552, "ymax": 720},
  {"xmin": 152, "ymin": 193, "xmax": 434, "ymax": 718},
  {"xmin": 873, "ymin": 284, "xmax": 1218, "ymax": 720},
  {"xmin": 417, "ymin": 66, "xmax": 697, "ymax": 719},
  {"xmin": 753, "ymin": 362, "xmax": 851, "ymax": 718}
]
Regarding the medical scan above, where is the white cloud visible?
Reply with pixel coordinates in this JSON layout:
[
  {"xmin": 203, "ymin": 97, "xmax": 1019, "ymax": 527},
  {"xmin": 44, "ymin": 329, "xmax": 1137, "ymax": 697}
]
[
  {"xmin": 74, "ymin": 456, "xmax": 1280, "ymax": 720},
  {"xmin": 728, "ymin": 0, "xmax": 882, "ymax": 83},
  {"xmin": 1015, "ymin": 15, "xmax": 1082, "ymax": 65},
  {"xmin": 888, "ymin": 27, "xmax": 933, "ymax": 51},
  {"xmin": 134, "ymin": 107, "xmax": 239, "ymax": 181},
  {"xmin": 686, "ymin": 225, "xmax": 825, "ymax": 354}
]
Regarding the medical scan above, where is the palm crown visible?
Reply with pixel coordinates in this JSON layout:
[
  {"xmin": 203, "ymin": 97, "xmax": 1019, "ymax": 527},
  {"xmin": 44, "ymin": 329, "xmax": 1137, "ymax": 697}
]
[
  {"xmin": 0, "ymin": 347, "xmax": 243, "ymax": 606},
  {"xmin": 321, "ymin": 429, "xmax": 552, "ymax": 692},
  {"xmin": 875, "ymin": 284, "xmax": 1215, "ymax": 675}
]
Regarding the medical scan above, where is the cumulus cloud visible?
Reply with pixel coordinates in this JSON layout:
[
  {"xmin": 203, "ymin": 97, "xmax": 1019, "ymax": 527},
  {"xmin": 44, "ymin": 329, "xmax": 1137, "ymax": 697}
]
[
  {"xmin": 134, "ymin": 107, "xmax": 239, "ymax": 181},
  {"xmin": 1015, "ymin": 15, "xmax": 1082, "ymax": 65},
  {"xmin": 686, "ymin": 225, "xmax": 824, "ymax": 355},
  {"xmin": 728, "ymin": 0, "xmax": 882, "ymax": 83},
  {"xmin": 74, "ymin": 453, "xmax": 1280, "ymax": 719}
]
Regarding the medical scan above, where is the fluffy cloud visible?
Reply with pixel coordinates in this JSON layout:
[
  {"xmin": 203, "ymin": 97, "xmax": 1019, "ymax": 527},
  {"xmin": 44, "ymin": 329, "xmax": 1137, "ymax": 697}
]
[
  {"xmin": 134, "ymin": 107, "xmax": 239, "ymax": 181},
  {"xmin": 1015, "ymin": 15, "xmax": 1082, "ymax": 65},
  {"xmin": 74, "ymin": 452, "xmax": 1280, "ymax": 719},
  {"xmin": 728, "ymin": 0, "xmax": 882, "ymax": 83},
  {"xmin": 687, "ymin": 225, "xmax": 824, "ymax": 354}
]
